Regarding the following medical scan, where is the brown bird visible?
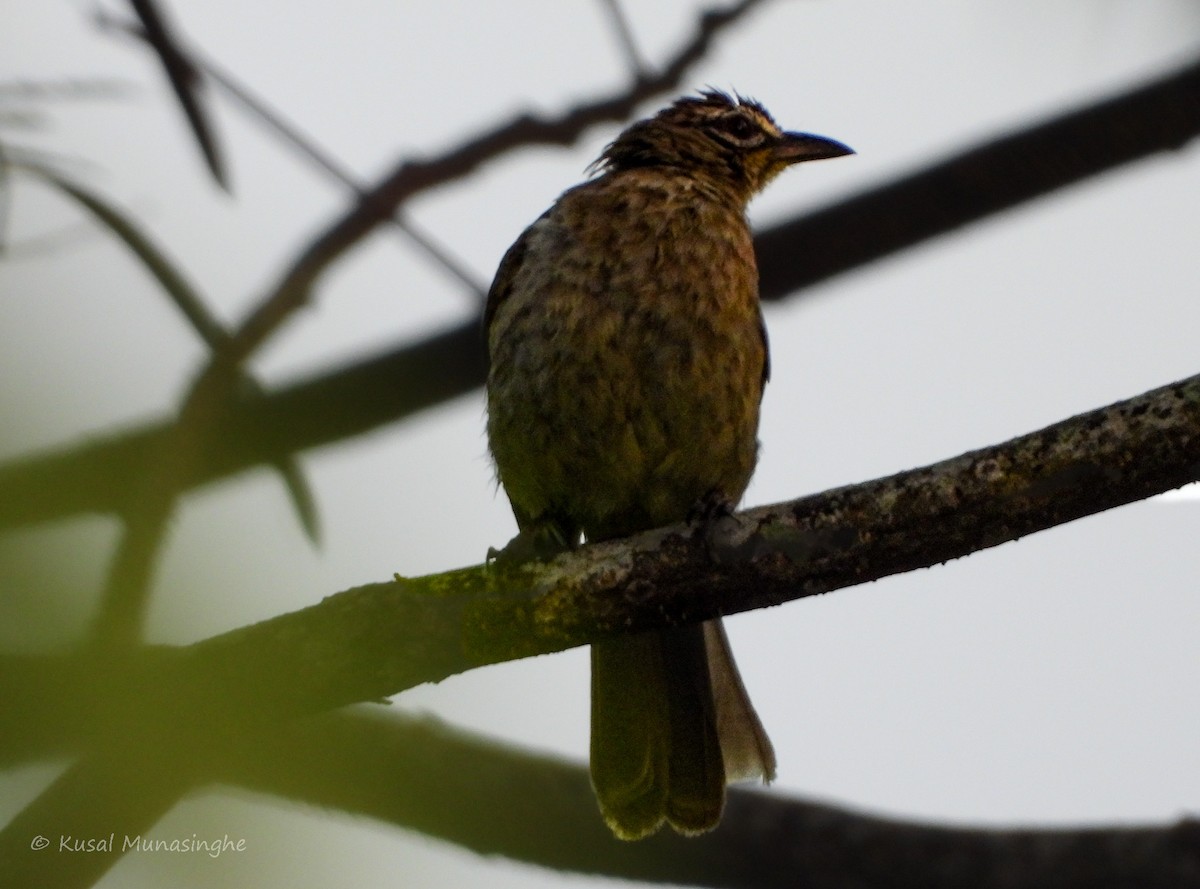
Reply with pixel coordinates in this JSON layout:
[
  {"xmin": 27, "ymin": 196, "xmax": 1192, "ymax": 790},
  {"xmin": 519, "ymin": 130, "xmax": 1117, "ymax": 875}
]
[{"xmin": 485, "ymin": 90, "xmax": 851, "ymax": 839}]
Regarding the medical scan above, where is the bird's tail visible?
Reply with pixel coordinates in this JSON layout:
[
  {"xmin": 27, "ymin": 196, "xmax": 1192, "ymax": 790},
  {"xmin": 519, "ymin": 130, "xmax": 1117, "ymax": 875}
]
[
  {"xmin": 590, "ymin": 619, "xmax": 774, "ymax": 840},
  {"xmin": 703, "ymin": 619, "xmax": 776, "ymax": 784}
]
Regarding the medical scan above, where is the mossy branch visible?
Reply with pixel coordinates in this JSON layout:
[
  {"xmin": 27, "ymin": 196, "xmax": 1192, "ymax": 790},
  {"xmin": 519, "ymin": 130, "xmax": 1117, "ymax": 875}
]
[{"xmin": 3, "ymin": 369, "xmax": 1196, "ymax": 752}]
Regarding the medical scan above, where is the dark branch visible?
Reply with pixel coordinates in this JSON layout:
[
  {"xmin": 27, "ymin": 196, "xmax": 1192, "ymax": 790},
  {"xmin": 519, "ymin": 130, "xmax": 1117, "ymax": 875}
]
[
  {"xmin": 126, "ymin": 0, "xmax": 228, "ymax": 189},
  {"xmin": 221, "ymin": 0, "xmax": 768, "ymax": 366},
  {"xmin": 1, "ymin": 51, "xmax": 1197, "ymax": 532},
  {"xmin": 756, "ymin": 54, "xmax": 1200, "ymax": 299},
  {"xmin": 0, "ymin": 323, "xmax": 483, "ymax": 530},
  {"xmin": 215, "ymin": 710, "xmax": 1200, "ymax": 889},
  {"xmin": 4, "ymin": 690, "xmax": 1198, "ymax": 888},
  {"xmin": 599, "ymin": 0, "xmax": 648, "ymax": 77}
]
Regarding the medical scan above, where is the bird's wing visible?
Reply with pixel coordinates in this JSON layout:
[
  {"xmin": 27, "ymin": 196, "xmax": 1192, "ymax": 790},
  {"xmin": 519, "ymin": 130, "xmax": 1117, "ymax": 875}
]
[{"xmin": 483, "ymin": 209, "xmax": 552, "ymax": 347}]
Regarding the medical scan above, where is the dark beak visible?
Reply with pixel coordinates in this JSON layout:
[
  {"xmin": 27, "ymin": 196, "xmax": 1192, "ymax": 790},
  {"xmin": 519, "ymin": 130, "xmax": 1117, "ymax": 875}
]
[{"xmin": 773, "ymin": 131, "xmax": 854, "ymax": 164}]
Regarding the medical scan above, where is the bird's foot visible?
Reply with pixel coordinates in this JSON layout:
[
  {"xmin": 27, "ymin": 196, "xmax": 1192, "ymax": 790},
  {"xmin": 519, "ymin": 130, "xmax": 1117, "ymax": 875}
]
[
  {"xmin": 486, "ymin": 522, "xmax": 574, "ymax": 568},
  {"xmin": 688, "ymin": 490, "xmax": 748, "ymax": 565}
]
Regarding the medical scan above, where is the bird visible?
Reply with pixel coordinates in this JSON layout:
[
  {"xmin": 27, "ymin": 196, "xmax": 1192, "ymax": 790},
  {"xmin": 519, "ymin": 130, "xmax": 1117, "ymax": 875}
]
[{"xmin": 484, "ymin": 90, "xmax": 852, "ymax": 840}]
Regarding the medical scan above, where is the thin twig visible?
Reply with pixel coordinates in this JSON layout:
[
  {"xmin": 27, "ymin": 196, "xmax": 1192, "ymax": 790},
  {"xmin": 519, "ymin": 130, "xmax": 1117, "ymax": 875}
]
[
  {"xmin": 599, "ymin": 0, "xmax": 648, "ymax": 76},
  {"xmin": 98, "ymin": 10, "xmax": 488, "ymax": 298},
  {"xmin": 223, "ymin": 0, "xmax": 768, "ymax": 365},
  {"xmin": 126, "ymin": 0, "xmax": 228, "ymax": 189},
  {"xmin": 194, "ymin": 46, "xmax": 488, "ymax": 299}
]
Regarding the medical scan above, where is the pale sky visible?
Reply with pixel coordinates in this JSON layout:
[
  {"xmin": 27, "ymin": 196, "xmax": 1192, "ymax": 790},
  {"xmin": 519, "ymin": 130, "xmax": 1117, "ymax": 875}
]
[{"xmin": 2, "ymin": 2, "xmax": 1199, "ymax": 887}]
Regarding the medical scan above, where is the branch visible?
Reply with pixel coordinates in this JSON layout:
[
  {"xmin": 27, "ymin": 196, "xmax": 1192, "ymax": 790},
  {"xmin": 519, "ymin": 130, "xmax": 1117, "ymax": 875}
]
[
  {"xmin": 0, "ymin": 324, "xmax": 483, "ymax": 530},
  {"xmin": 2, "ymin": 371, "xmax": 1197, "ymax": 885},
  {"xmin": 190, "ymin": 370, "xmax": 1200, "ymax": 709},
  {"xmin": 76, "ymin": 0, "xmax": 766, "ymax": 638},
  {"xmin": 756, "ymin": 53, "xmax": 1200, "ymax": 300},
  {"xmin": 0, "ymin": 753, "xmax": 193, "ymax": 889},
  {"xmin": 2, "ymin": 51, "xmax": 1198, "ymax": 532},
  {"xmin": 213, "ymin": 710, "xmax": 1200, "ymax": 889},
  {"xmin": 217, "ymin": 0, "xmax": 768, "ymax": 365},
  {"xmin": 5, "ymin": 698, "xmax": 1197, "ymax": 888},
  {"xmin": 126, "ymin": 0, "xmax": 228, "ymax": 189},
  {"xmin": 46, "ymin": 0, "xmax": 768, "ymax": 653},
  {"xmin": 3, "ymin": 370, "xmax": 1197, "ymax": 751}
]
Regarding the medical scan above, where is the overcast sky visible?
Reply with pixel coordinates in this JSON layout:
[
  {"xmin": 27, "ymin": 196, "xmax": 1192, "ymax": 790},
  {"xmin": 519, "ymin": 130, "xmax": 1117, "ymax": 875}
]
[{"xmin": 3, "ymin": 2, "xmax": 1200, "ymax": 887}]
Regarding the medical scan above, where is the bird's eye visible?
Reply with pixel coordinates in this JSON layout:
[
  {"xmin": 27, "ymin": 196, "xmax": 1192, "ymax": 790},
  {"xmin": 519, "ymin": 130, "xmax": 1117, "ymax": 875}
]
[{"xmin": 714, "ymin": 114, "xmax": 761, "ymax": 144}]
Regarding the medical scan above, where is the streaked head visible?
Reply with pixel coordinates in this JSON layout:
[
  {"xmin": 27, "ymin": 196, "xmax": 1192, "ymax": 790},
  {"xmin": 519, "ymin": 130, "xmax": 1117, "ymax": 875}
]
[{"xmin": 594, "ymin": 90, "xmax": 852, "ymax": 199}]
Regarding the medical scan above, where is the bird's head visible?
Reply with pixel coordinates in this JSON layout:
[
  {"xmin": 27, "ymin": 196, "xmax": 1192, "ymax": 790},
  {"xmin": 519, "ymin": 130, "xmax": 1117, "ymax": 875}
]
[{"xmin": 592, "ymin": 90, "xmax": 852, "ymax": 201}]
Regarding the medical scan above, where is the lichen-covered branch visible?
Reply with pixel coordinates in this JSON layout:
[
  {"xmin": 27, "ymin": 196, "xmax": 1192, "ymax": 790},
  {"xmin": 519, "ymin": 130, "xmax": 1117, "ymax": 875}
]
[{"xmin": 3, "ymin": 369, "xmax": 1196, "ymax": 750}]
